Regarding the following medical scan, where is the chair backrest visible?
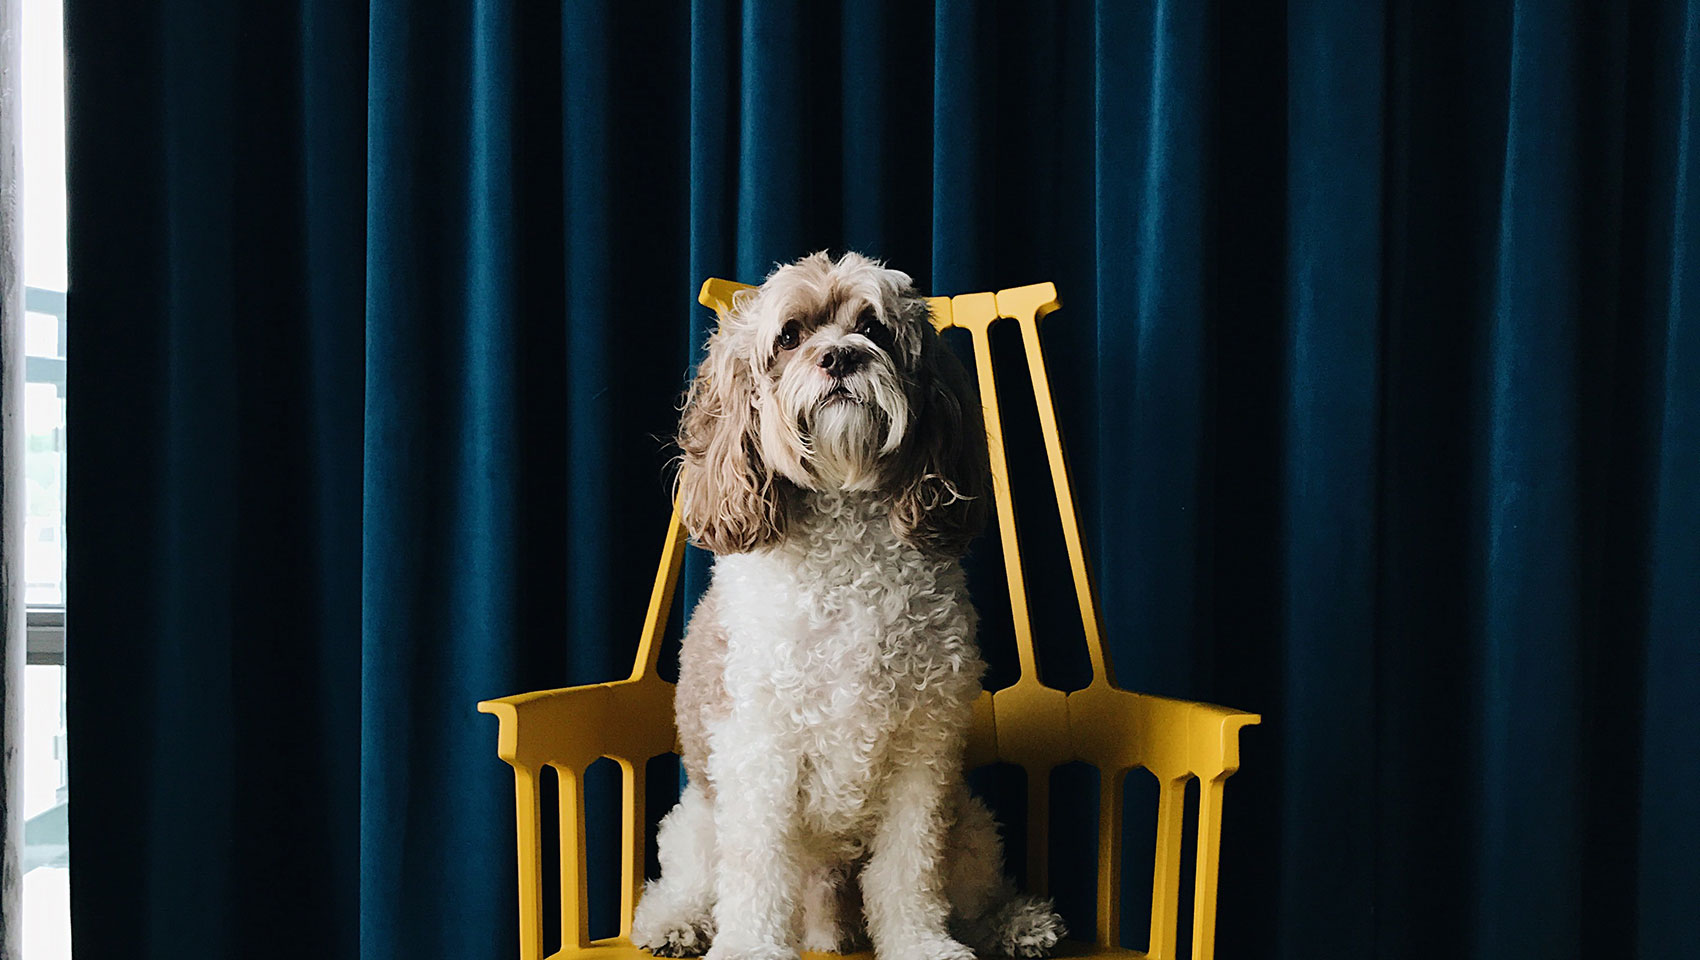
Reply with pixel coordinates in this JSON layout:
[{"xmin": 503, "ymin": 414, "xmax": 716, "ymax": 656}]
[{"xmin": 615, "ymin": 279, "xmax": 1262, "ymax": 960}]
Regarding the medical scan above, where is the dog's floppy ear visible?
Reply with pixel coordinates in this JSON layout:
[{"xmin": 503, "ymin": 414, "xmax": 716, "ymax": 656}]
[
  {"xmin": 676, "ymin": 321, "xmax": 786, "ymax": 554},
  {"xmin": 887, "ymin": 311, "xmax": 991, "ymax": 557}
]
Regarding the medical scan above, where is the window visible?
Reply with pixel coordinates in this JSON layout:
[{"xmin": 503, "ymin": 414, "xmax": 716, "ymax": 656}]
[{"xmin": 22, "ymin": 0, "xmax": 70, "ymax": 956}]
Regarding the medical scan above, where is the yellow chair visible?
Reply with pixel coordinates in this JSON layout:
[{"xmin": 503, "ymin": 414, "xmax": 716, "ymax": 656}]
[{"xmin": 479, "ymin": 280, "xmax": 1261, "ymax": 960}]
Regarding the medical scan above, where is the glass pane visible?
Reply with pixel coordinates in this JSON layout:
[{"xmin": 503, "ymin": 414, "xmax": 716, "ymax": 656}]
[
  {"xmin": 21, "ymin": 0, "xmax": 66, "ymax": 291},
  {"xmin": 24, "ymin": 381, "xmax": 64, "ymax": 606},
  {"xmin": 23, "ymin": 664, "xmax": 70, "ymax": 959},
  {"xmin": 22, "ymin": 0, "xmax": 70, "ymax": 955},
  {"xmin": 25, "ymin": 310, "xmax": 60, "ymax": 358}
]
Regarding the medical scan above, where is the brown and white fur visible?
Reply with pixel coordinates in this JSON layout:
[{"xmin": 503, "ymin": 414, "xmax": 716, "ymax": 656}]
[{"xmin": 630, "ymin": 253, "xmax": 1063, "ymax": 960}]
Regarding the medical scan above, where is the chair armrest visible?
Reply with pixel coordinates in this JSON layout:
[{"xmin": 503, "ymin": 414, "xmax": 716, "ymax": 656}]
[
  {"xmin": 1068, "ymin": 685, "xmax": 1261, "ymax": 781},
  {"xmin": 478, "ymin": 677, "xmax": 677, "ymax": 771}
]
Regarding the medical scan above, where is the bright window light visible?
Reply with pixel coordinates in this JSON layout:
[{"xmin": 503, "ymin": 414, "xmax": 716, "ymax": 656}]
[{"xmin": 21, "ymin": 0, "xmax": 71, "ymax": 957}]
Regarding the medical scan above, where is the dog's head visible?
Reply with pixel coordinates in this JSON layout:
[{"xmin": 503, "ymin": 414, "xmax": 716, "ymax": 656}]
[{"xmin": 676, "ymin": 251, "xmax": 990, "ymax": 556}]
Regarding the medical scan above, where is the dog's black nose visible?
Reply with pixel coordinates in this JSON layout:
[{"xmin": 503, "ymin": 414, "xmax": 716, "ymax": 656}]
[{"xmin": 819, "ymin": 346, "xmax": 866, "ymax": 375}]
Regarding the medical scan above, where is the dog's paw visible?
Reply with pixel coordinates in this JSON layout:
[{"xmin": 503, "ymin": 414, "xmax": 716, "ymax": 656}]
[
  {"xmin": 991, "ymin": 897, "xmax": 1064, "ymax": 958},
  {"xmin": 798, "ymin": 925, "xmax": 848, "ymax": 954},
  {"xmin": 631, "ymin": 891, "xmax": 715, "ymax": 958},
  {"xmin": 634, "ymin": 917, "xmax": 715, "ymax": 958},
  {"xmin": 636, "ymin": 920, "xmax": 714, "ymax": 958}
]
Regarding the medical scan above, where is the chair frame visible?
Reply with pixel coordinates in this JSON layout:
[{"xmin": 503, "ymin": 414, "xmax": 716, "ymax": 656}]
[{"xmin": 480, "ymin": 280, "xmax": 1260, "ymax": 960}]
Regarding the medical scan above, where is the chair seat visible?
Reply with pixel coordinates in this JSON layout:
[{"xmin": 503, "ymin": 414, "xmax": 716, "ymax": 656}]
[{"xmin": 547, "ymin": 939, "xmax": 1150, "ymax": 960}]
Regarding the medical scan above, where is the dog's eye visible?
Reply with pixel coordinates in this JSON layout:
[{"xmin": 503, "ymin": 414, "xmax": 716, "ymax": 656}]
[
  {"xmin": 854, "ymin": 310, "xmax": 891, "ymax": 350},
  {"xmin": 776, "ymin": 321, "xmax": 800, "ymax": 351}
]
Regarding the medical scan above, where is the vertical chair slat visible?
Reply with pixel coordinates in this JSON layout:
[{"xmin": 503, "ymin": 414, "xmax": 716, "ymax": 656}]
[
  {"xmin": 997, "ymin": 285, "xmax": 1116, "ymax": 690},
  {"xmin": 953, "ymin": 292, "xmax": 1041, "ymax": 681},
  {"xmin": 1189, "ymin": 777, "xmax": 1227, "ymax": 960},
  {"xmin": 558, "ymin": 765, "xmax": 591, "ymax": 950},
  {"xmin": 1095, "ymin": 766, "xmax": 1126, "ymax": 946},
  {"xmin": 619, "ymin": 757, "xmax": 647, "ymax": 938},
  {"xmin": 1147, "ymin": 775, "xmax": 1189, "ymax": 960},
  {"xmin": 514, "ymin": 765, "xmax": 546, "ymax": 960},
  {"xmin": 631, "ymin": 511, "xmax": 689, "ymax": 683}
]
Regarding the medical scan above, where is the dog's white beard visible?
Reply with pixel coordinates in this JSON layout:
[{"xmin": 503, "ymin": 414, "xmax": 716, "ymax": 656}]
[
  {"xmin": 806, "ymin": 401, "xmax": 887, "ymax": 490},
  {"xmin": 768, "ymin": 362, "xmax": 909, "ymax": 493}
]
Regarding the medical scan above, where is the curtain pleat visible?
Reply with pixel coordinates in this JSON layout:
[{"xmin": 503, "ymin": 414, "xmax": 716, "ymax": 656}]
[
  {"xmin": 1479, "ymin": 4, "xmax": 1587, "ymax": 955},
  {"xmin": 1277, "ymin": 1, "xmax": 1385, "ymax": 955},
  {"xmin": 1639, "ymin": 4, "xmax": 1700, "ymax": 956},
  {"xmin": 66, "ymin": 2, "xmax": 366, "ymax": 958},
  {"xmin": 63, "ymin": 2, "xmax": 1698, "ymax": 959}
]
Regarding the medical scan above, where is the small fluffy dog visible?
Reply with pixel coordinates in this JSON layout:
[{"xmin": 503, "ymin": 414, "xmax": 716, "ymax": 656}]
[{"xmin": 631, "ymin": 253, "xmax": 1063, "ymax": 960}]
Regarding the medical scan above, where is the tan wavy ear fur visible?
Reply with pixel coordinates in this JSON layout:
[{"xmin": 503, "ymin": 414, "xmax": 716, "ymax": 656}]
[
  {"xmin": 676, "ymin": 324, "xmax": 786, "ymax": 554},
  {"xmin": 887, "ymin": 302, "xmax": 991, "ymax": 557}
]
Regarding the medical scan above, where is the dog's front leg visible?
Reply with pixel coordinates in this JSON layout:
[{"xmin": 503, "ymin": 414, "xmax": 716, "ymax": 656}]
[
  {"xmin": 705, "ymin": 718, "xmax": 802, "ymax": 960},
  {"xmin": 861, "ymin": 762, "xmax": 974, "ymax": 960}
]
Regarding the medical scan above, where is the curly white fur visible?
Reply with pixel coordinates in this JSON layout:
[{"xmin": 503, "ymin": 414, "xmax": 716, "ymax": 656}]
[{"xmin": 633, "ymin": 253, "xmax": 1064, "ymax": 960}]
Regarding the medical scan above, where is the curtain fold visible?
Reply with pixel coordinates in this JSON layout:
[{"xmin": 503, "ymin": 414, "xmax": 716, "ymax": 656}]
[
  {"xmin": 64, "ymin": 2, "xmax": 1698, "ymax": 959},
  {"xmin": 1638, "ymin": 4, "xmax": 1700, "ymax": 955},
  {"xmin": 1276, "ymin": 1, "xmax": 1383, "ymax": 955},
  {"xmin": 65, "ymin": 2, "xmax": 366, "ymax": 958}
]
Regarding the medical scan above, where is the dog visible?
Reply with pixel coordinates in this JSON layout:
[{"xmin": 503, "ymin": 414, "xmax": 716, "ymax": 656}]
[{"xmin": 630, "ymin": 252, "xmax": 1064, "ymax": 960}]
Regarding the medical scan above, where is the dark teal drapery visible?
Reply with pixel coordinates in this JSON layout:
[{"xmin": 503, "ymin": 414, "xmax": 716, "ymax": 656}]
[{"xmin": 65, "ymin": 2, "xmax": 1697, "ymax": 960}]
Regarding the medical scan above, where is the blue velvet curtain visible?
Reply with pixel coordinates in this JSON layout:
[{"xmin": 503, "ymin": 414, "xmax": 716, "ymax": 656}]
[{"xmin": 65, "ymin": 2, "xmax": 1697, "ymax": 960}]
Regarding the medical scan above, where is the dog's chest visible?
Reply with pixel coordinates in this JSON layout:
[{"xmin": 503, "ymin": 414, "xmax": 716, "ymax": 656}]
[
  {"xmin": 712, "ymin": 496, "xmax": 982, "ymax": 829},
  {"xmin": 720, "ymin": 517, "xmax": 970, "ymax": 715}
]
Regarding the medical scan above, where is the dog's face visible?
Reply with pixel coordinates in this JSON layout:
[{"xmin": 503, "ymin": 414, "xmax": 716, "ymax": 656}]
[
  {"xmin": 746, "ymin": 251, "xmax": 927, "ymax": 491},
  {"xmin": 677, "ymin": 251, "xmax": 990, "ymax": 556}
]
